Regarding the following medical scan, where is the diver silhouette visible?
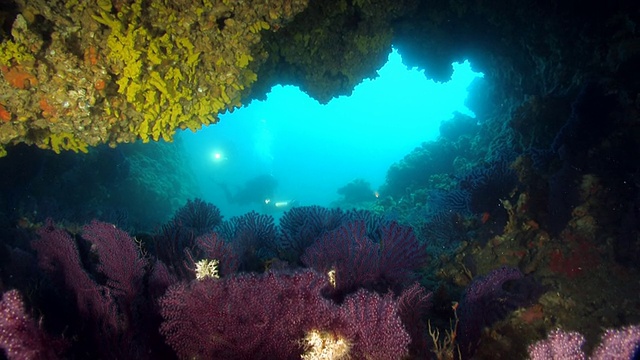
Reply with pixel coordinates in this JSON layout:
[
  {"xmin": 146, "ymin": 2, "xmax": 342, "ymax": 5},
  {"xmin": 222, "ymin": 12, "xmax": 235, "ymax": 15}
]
[
  {"xmin": 216, "ymin": 173, "xmax": 278, "ymax": 206},
  {"xmin": 261, "ymin": 198, "xmax": 297, "ymax": 213}
]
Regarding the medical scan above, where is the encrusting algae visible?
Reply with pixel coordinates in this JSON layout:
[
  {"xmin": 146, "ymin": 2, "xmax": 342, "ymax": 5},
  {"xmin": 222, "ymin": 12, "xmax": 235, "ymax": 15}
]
[
  {"xmin": 301, "ymin": 329, "xmax": 351, "ymax": 360},
  {"xmin": 0, "ymin": 0, "xmax": 308, "ymax": 156}
]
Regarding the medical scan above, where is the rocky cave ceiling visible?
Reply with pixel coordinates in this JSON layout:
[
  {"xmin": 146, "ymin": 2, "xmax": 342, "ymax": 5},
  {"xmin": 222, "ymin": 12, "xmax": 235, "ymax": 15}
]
[{"xmin": 0, "ymin": 0, "xmax": 638, "ymax": 156}]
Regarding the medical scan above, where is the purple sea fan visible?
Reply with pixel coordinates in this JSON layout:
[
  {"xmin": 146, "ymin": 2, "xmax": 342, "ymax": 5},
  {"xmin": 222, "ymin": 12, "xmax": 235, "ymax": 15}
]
[
  {"xmin": 301, "ymin": 221, "xmax": 380, "ymax": 299},
  {"xmin": 217, "ymin": 211, "xmax": 278, "ymax": 272},
  {"xmin": 192, "ymin": 232, "xmax": 239, "ymax": 276},
  {"xmin": 0, "ymin": 290, "xmax": 65, "ymax": 360},
  {"xmin": 528, "ymin": 326, "xmax": 640, "ymax": 360},
  {"xmin": 302, "ymin": 220, "xmax": 427, "ymax": 299},
  {"xmin": 528, "ymin": 329, "xmax": 586, "ymax": 360},
  {"xmin": 343, "ymin": 208, "xmax": 392, "ymax": 242},
  {"xmin": 173, "ymin": 198, "xmax": 223, "ymax": 236},
  {"xmin": 153, "ymin": 220, "xmax": 196, "ymax": 279},
  {"xmin": 378, "ymin": 221, "xmax": 428, "ymax": 289},
  {"xmin": 458, "ymin": 266, "xmax": 544, "ymax": 357},
  {"xmin": 420, "ymin": 209, "xmax": 468, "ymax": 253},
  {"xmin": 159, "ymin": 270, "xmax": 336, "ymax": 360},
  {"xmin": 32, "ymin": 220, "xmax": 152, "ymax": 357},
  {"xmin": 590, "ymin": 325, "xmax": 640, "ymax": 360},
  {"xmin": 31, "ymin": 220, "xmax": 119, "ymax": 331},
  {"xmin": 82, "ymin": 220, "xmax": 148, "ymax": 305},
  {"xmin": 279, "ymin": 205, "xmax": 345, "ymax": 264},
  {"xmin": 398, "ymin": 283, "xmax": 433, "ymax": 357},
  {"xmin": 338, "ymin": 289, "xmax": 411, "ymax": 360}
]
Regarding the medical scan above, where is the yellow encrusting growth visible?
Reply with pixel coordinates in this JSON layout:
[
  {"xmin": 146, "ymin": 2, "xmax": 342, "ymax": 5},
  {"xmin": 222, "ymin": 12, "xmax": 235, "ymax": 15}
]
[
  {"xmin": 195, "ymin": 259, "xmax": 220, "ymax": 280},
  {"xmin": 0, "ymin": 40, "xmax": 35, "ymax": 66},
  {"xmin": 327, "ymin": 268, "xmax": 337, "ymax": 288},
  {"xmin": 301, "ymin": 330, "xmax": 351, "ymax": 360},
  {"xmin": 0, "ymin": 0, "xmax": 309, "ymax": 155},
  {"xmin": 46, "ymin": 132, "xmax": 89, "ymax": 154}
]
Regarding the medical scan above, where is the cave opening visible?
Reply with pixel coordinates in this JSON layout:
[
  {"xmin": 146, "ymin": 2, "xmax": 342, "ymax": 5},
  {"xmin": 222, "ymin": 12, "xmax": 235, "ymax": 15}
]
[{"xmin": 177, "ymin": 48, "xmax": 484, "ymax": 218}]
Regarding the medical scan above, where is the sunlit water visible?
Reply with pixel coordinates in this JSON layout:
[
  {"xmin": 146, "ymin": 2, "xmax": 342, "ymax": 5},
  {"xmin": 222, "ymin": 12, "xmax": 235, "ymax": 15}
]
[{"xmin": 179, "ymin": 48, "xmax": 483, "ymax": 219}]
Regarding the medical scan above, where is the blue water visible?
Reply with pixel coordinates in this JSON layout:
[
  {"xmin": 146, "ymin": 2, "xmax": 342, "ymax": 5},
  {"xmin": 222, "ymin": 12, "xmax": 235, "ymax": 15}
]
[{"xmin": 179, "ymin": 48, "xmax": 483, "ymax": 219}]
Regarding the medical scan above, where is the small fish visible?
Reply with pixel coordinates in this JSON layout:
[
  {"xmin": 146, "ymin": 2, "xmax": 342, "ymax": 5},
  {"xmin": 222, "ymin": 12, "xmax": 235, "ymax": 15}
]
[{"xmin": 481, "ymin": 212, "xmax": 491, "ymax": 224}]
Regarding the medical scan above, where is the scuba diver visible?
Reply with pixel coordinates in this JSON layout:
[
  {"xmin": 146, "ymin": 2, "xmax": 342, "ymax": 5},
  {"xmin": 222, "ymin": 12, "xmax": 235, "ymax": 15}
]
[
  {"xmin": 216, "ymin": 173, "xmax": 278, "ymax": 206},
  {"xmin": 261, "ymin": 198, "xmax": 297, "ymax": 214},
  {"xmin": 215, "ymin": 173, "xmax": 297, "ymax": 213}
]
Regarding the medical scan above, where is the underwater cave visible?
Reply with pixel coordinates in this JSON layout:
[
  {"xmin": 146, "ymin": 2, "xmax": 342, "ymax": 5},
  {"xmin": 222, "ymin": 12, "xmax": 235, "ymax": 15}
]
[{"xmin": 0, "ymin": 0, "xmax": 640, "ymax": 359}]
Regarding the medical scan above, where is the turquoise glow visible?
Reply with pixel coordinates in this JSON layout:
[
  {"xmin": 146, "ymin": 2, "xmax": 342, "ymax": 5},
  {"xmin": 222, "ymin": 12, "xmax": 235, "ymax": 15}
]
[{"xmin": 179, "ymin": 48, "xmax": 483, "ymax": 217}]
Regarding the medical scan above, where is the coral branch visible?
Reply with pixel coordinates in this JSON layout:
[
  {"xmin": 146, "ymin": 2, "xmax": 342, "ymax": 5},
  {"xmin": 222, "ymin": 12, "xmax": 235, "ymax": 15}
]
[
  {"xmin": 0, "ymin": 290, "xmax": 64, "ymax": 360},
  {"xmin": 32, "ymin": 220, "xmax": 118, "ymax": 331},
  {"xmin": 82, "ymin": 220, "xmax": 148, "ymax": 304},
  {"xmin": 159, "ymin": 270, "xmax": 333, "ymax": 359}
]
